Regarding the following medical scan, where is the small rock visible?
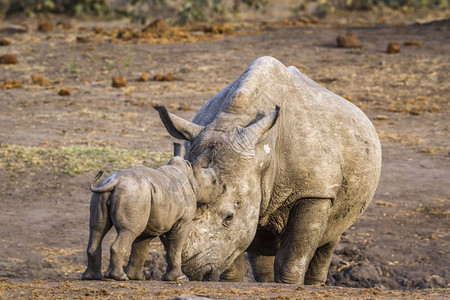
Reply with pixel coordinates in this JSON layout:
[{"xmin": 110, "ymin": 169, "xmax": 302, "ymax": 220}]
[
  {"xmin": 58, "ymin": 88, "xmax": 71, "ymax": 96},
  {"xmin": 0, "ymin": 37, "xmax": 12, "ymax": 46},
  {"xmin": 0, "ymin": 54, "xmax": 18, "ymax": 64},
  {"xmin": 387, "ymin": 43, "xmax": 400, "ymax": 54},
  {"xmin": 37, "ymin": 20, "xmax": 54, "ymax": 32},
  {"xmin": 139, "ymin": 73, "xmax": 149, "ymax": 82},
  {"xmin": 112, "ymin": 76, "xmax": 127, "ymax": 88},
  {"xmin": 31, "ymin": 74, "xmax": 52, "ymax": 86},
  {"xmin": 337, "ymin": 32, "xmax": 361, "ymax": 48}
]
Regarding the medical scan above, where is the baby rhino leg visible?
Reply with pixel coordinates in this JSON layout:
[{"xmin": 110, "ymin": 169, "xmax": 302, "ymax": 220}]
[
  {"xmin": 125, "ymin": 235, "xmax": 153, "ymax": 280},
  {"xmin": 105, "ymin": 229, "xmax": 138, "ymax": 280},
  {"xmin": 82, "ymin": 193, "xmax": 112, "ymax": 280},
  {"xmin": 161, "ymin": 222, "xmax": 191, "ymax": 281}
]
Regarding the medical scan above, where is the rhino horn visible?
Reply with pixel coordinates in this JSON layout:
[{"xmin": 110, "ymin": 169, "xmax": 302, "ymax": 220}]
[
  {"xmin": 234, "ymin": 106, "xmax": 280, "ymax": 154},
  {"xmin": 173, "ymin": 142, "xmax": 186, "ymax": 157},
  {"xmin": 154, "ymin": 105, "xmax": 204, "ymax": 141}
]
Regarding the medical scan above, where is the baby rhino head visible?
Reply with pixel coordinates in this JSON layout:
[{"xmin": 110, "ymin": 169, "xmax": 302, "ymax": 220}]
[{"xmin": 168, "ymin": 143, "xmax": 224, "ymax": 204}]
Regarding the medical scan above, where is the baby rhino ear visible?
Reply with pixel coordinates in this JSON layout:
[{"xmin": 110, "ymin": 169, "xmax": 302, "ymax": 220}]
[{"xmin": 173, "ymin": 142, "xmax": 186, "ymax": 157}]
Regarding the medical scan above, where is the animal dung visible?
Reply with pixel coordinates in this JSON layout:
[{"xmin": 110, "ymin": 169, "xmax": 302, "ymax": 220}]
[
  {"xmin": 37, "ymin": 19, "xmax": 54, "ymax": 32},
  {"xmin": 55, "ymin": 21, "xmax": 72, "ymax": 30},
  {"xmin": 1, "ymin": 78, "xmax": 22, "ymax": 89},
  {"xmin": 0, "ymin": 54, "xmax": 18, "ymax": 64},
  {"xmin": 142, "ymin": 18, "xmax": 169, "ymax": 35},
  {"xmin": 139, "ymin": 73, "xmax": 149, "ymax": 82},
  {"xmin": 403, "ymin": 40, "xmax": 423, "ymax": 46},
  {"xmin": 336, "ymin": 32, "xmax": 361, "ymax": 48},
  {"xmin": 387, "ymin": 43, "xmax": 400, "ymax": 54},
  {"xmin": 112, "ymin": 76, "xmax": 127, "ymax": 88},
  {"xmin": 0, "ymin": 37, "xmax": 12, "ymax": 46},
  {"xmin": 154, "ymin": 73, "xmax": 174, "ymax": 82},
  {"xmin": 58, "ymin": 88, "xmax": 71, "ymax": 96},
  {"xmin": 31, "ymin": 74, "xmax": 52, "ymax": 86}
]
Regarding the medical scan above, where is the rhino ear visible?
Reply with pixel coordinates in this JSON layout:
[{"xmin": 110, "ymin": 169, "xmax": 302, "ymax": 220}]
[
  {"xmin": 154, "ymin": 105, "xmax": 204, "ymax": 141},
  {"xmin": 234, "ymin": 106, "xmax": 279, "ymax": 153},
  {"xmin": 173, "ymin": 142, "xmax": 186, "ymax": 157}
]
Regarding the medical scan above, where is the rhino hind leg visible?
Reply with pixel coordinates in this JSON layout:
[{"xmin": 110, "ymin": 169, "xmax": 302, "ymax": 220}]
[
  {"xmin": 105, "ymin": 229, "xmax": 138, "ymax": 281},
  {"xmin": 125, "ymin": 235, "xmax": 153, "ymax": 280},
  {"xmin": 248, "ymin": 253, "xmax": 275, "ymax": 282},
  {"xmin": 305, "ymin": 235, "xmax": 341, "ymax": 285},
  {"xmin": 274, "ymin": 198, "xmax": 331, "ymax": 284},
  {"xmin": 82, "ymin": 193, "xmax": 113, "ymax": 280}
]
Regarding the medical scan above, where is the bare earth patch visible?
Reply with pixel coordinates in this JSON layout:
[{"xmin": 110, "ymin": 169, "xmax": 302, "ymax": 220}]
[{"xmin": 0, "ymin": 11, "xmax": 449, "ymax": 298}]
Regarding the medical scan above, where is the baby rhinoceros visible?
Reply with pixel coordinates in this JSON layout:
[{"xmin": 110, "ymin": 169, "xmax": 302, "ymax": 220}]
[{"xmin": 82, "ymin": 143, "xmax": 222, "ymax": 281}]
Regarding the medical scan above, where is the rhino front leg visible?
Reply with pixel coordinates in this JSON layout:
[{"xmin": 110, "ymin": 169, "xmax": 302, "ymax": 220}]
[
  {"xmin": 274, "ymin": 198, "xmax": 331, "ymax": 284},
  {"xmin": 161, "ymin": 222, "xmax": 191, "ymax": 281},
  {"xmin": 105, "ymin": 229, "xmax": 138, "ymax": 280},
  {"xmin": 125, "ymin": 235, "xmax": 153, "ymax": 280},
  {"xmin": 220, "ymin": 253, "xmax": 245, "ymax": 282},
  {"xmin": 305, "ymin": 235, "xmax": 340, "ymax": 285},
  {"xmin": 248, "ymin": 253, "xmax": 275, "ymax": 282}
]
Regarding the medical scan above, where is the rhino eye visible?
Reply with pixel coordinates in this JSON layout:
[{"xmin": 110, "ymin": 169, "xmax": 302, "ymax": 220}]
[{"xmin": 224, "ymin": 212, "xmax": 234, "ymax": 222}]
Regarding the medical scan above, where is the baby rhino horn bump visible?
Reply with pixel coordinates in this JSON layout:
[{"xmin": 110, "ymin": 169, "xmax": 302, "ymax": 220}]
[{"xmin": 154, "ymin": 105, "xmax": 204, "ymax": 141}]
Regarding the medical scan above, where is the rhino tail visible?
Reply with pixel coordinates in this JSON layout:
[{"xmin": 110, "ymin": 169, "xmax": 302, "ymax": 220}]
[{"xmin": 90, "ymin": 171, "xmax": 119, "ymax": 194}]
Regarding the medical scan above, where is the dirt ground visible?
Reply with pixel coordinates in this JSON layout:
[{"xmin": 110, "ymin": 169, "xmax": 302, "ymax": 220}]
[{"xmin": 0, "ymin": 8, "xmax": 449, "ymax": 299}]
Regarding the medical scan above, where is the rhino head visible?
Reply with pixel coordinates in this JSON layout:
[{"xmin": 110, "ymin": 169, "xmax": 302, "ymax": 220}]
[{"xmin": 155, "ymin": 105, "xmax": 279, "ymax": 280}]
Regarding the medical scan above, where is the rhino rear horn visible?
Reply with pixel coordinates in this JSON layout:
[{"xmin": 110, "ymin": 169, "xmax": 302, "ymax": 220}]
[
  {"xmin": 154, "ymin": 105, "xmax": 204, "ymax": 141},
  {"xmin": 234, "ymin": 106, "xmax": 280, "ymax": 153}
]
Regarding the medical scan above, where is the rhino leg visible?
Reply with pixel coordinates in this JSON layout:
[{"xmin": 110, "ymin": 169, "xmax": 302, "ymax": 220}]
[
  {"xmin": 305, "ymin": 235, "xmax": 340, "ymax": 285},
  {"xmin": 125, "ymin": 235, "xmax": 153, "ymax": 280},
  {"xmin": 274, "ymin": 198, "xmax": 331, "ymax": 284},
  {"xmin": 105, "ymin": 229, "xmax": 138, "ymax": 281},
  {"xmin": 82, "ymin": 193, "xmax": 112, "ymax": 280},
  {"xmin": 220, "ymin": 253, "xmax": 245, "ymax": 282},
  {"xmin": 161, "ymin": 222, "xmax": 191, "ymax": 281},
  {"xmin": 248, "ymin": 253, "xmax": 275, "ymax": 282}
]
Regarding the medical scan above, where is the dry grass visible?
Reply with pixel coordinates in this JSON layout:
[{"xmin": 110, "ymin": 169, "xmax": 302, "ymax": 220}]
[{"xmin": 0, "ymin": 144, "xmax": 172, "ymax": 176}]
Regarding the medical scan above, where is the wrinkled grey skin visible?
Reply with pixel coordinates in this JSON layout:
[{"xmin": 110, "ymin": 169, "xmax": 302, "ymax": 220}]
[
  {"xmin": 155, "ymin": 56, "xmax": 382, "ymax": 284},
  {"xmin": 82, "ymin": 143, "xmax": 223, "ymax": 281}
]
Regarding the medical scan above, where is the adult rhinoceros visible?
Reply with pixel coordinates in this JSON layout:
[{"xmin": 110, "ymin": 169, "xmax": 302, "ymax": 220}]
[{"xmin": 155, "ymin": 56, "xmax": 381, "ymax": 284}]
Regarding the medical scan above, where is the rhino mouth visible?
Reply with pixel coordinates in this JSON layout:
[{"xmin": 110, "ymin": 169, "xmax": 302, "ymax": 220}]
[
  {"xmin": 183, "ymin": 262, "xmax": 220, "ymax": 281},
  {"xmin": 200, "ymin": 264, "xmax": 221, "ymax": 281}
]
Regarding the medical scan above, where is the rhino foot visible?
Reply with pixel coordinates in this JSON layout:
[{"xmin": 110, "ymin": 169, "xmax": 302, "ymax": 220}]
[
  {"xmin": 104, "ymin": 268, "xmax": 129, "ymax": 281},
  {"xmin": 162, "ymin": 269, "xmax": 186, "ymax": 281},
  {"xmin": 81, "ymin": 269, "xmax": 103, "ymax": 280},
  {"xmin": 125, "ymin": 267, "xmax": 146, "ymax": 280}
]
